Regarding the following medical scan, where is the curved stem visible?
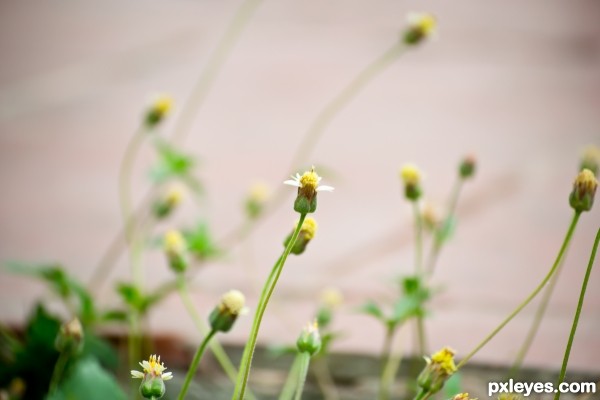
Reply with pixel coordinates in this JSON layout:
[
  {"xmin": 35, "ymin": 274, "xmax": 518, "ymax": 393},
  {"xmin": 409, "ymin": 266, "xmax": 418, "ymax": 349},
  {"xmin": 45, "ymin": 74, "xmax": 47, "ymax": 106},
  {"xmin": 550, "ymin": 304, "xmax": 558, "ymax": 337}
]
[
  {"xmin": 118, "ymin": 127, "xmax": 146, "ymax": 243},
  {"xmin": 49, "ymin": 349, "xmax": 69, "ymax": 394},
  {"xmin": 456, "ymin": 211, "xmax": 581, "ymax": 370},
  {"xmin": 177, "ymin": 329, "xmax": 217, "ymax": 400},
  {"xmin": 311, "ymin": 356, "xmax": 339, "ymax": 400},
  {"xmin": 294, "ymin": 352, "xmax": 312, "ymax": 400},
  {"xmin": 232, "ymin": 213, "xmax": 307, "ymax": 400},
  {"xmin": 554, "ymin": 227, "xmax": 600, "ymax": 400},
  {"xmin": 171, "ymin": 0, "xmax": 264, "ymax": 144},
  {"xmin": 176, "ymin": 277, "xmax": 257, "ymax": 400}
]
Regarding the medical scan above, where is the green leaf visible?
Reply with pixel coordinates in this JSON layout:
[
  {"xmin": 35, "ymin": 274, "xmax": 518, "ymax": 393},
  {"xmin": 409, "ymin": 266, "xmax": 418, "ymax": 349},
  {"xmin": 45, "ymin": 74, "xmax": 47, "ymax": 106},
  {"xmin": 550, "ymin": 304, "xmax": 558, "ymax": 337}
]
[
  {"xmin": 151, "ymin": 140, "xmax": 199, "ymax": 185},
  {"xmin": 183, "ymin": 222, "xmax": 221, "ymax": 260},
  {"xmin": 358, "ymin": 301, "xmax": 385, "ymax": 321},
  {"xmin": 46, "ymin": 357, "xmax": 126, "ymax": 400},
  {"xmin": 116, "ymin": 282, "xmax": 145, "ymax": 311},
  {"xmin": 100, "ymin": 310, "xmax": 129, "ymax": 323}
]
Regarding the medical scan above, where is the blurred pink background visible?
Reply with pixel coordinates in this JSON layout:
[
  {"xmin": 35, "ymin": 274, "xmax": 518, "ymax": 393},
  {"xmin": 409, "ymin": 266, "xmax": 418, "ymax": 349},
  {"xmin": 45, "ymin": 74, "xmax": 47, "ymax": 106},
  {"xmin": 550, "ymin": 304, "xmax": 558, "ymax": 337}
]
[{"xmin": 0, "ymin": 0, "xmax": 599, "ymax": 371}]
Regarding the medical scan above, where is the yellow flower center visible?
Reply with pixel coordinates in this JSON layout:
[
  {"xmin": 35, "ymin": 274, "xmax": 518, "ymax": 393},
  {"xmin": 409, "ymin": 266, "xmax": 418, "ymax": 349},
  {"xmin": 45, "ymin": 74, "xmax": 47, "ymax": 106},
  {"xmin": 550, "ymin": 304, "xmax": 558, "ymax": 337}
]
[
  {"xmin": 300, "ymin": 169, "xmax": 319, "ymax": 191},
  {"xmin": 221, "ymin": 290, "xmax": 246, "ymax": 315},
  {"xmin": 575, "ymin": 168, "xmax": 598, "ymax": 192},
  {"xmin": 400, "ymin": 164, "xmax": 421, "ymax": 185},
  {"xmin": 153, "ymin": 95, "xmax": 173, "ymax": 116},
  {"xmin": 164, "ymin": 230, "xmax": 185, "ymax": 254},
  {"xmin": 300, "ymin": 217, "xmax": 318, "ymax": 239},
  {"xmin": 417, "ymin": 14, "xmax": 436, "ymax": 35},
  {"xmin": 431, "ymin": 347, "xmax": 457, "ymax": 375}
]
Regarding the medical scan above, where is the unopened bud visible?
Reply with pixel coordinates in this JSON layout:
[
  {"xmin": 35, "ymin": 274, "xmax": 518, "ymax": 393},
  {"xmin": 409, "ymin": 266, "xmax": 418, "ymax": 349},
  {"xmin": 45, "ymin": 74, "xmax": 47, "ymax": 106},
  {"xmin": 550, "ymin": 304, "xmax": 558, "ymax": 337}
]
[
  {"xmin": 209, "ymin": 290, "xmax": 247, "ymax": 333},
  {"xmin": 459, "ymin": 155, "xmax": 476, "ymax": 179},
  {"xmin": 284, "ymin": 217, "xmax": 318, "ymax": 255},
  {"xmin": 163, "ymin": 230, "xmax": 188, "ymax": 273},
  {"xmin": 403, "ymin": 12, "xmax": 437, "ymax": 45},
  {"xmin": 400, "ymin": 164, "xmax": 422, "ymax": 201},
  {"xmin": 569, "ymin": 169, "xmax": 597, "ymax": 212},
  {"xmin": 296, "ymin": 320, "xmax": 321, "ymax": 356},
  {"xmin": 417, "ymin": 347, "xmax": 457, "ymax": 396},
  {"xmin": 55, "ymin": 318, "xmax": 84, "ymax": 353},
  {"xmin": 153, "ymin": 184, "xmax": 184, "ymax": 219},
  {"xmin": 145, "ymin": 94, "xmax": 173, "ymax": 127}
]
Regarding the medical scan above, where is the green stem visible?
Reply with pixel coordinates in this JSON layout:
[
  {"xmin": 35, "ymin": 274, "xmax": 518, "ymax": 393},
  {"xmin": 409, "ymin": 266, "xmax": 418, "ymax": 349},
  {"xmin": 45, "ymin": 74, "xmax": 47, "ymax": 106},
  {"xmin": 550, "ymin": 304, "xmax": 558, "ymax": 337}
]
[
  {"xmin": 177, "ymin": 329, "xmax": 217, "ymax": 400},
  {"xmin": 509, "ymin": 257, "xmax": 565, "ymax": 377},
  {"xmin": 232, "ymin": 214, "xmax": 307, "ymax": 400},
  {"xmin": 311, "ymin": 356, "xmax": 339, "ymax": 400},
  {"xmin": 294, "ymin": 352, "xmax": 312, "ymax": 400},
  {"xmin": 171, "ymin": 0, "xmax": 264, "ymax": 144},
  {"xmin": 554, "ymin": 227, "xmax": 600, "ymax": 400},
  {"xmin": 456, "ymin": 211, "xmax": 581, "ymax": 370},
  {"xmin": 177, "ymin": 277, "xmax": 257, "ymax": 400},
  {"xmin": 412, "ymin": 202, "xmax": 427, "ymax": 357},
  {"xmin": 427, "ymin": 179, "xmax": 463, "ymax": 276},
  {"xmin": 414, "ymin": 389, "xmax": 431, "ymax": 400},
  {"xmin": 279, "ymin": 354, "xmax": 301, "ymax": 400},
  {"xmin": 118, "ymin": 127, "xmax": 146, "ymax": 243},
  {"xmin": 378, "ymin": 326, "xmax": 396, "ymax": 400},
  {"xmin": 49, "ymin": 348, "xmax": 69, "ymax": 394}
]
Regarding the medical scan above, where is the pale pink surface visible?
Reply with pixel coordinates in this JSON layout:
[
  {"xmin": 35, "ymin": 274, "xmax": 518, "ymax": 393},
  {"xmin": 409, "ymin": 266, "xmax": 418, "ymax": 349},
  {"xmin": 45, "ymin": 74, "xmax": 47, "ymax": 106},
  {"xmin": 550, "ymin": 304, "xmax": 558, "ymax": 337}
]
[{"xmin": 0, "ymin": 0, "xmax": 599, "ymax": 371}]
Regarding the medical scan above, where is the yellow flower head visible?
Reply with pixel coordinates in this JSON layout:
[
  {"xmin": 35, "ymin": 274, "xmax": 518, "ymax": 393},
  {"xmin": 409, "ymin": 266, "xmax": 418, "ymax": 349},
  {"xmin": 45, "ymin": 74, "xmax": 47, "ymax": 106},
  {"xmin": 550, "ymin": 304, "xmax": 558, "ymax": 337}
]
[
  {"xmin": 284, "ymin": 166, "xmax": 334, "ymax": 202},
  {"xmin": 570, "ymin": 168, "xmax": 598, "ymax": 212},
  {"xmin": 299, "ymin": 217, "xmax": 318, "ymax": 239},
  {"xmin": 407, "ymin": 12, "xmax": 437, "ymax": 38},
  {"xmin": 131, "ymin": 354, "xmax": 173, "ymax": 381},
  {"xmin": 320, "ymin": 287, "xmax": 343, "ymax": 309},
  {"xmin": 152, "ymin": 95, "xmax": 173, "ymax": 117},
  {"xmin": 219, "ymin": 290, "xmax": 247, "ymax": 316},
  {"xmin": 164, "ymin": 184, "xmax": 184, "ymax": 207},
  {"xmin": 581, "ymin": 145, "xmax": 600, "ymax": 176},
  {"xmin": 452, "ymin": 393, "xmax": 477, "ymax": 400},
  {"xmin": 430, "ymin": 346, "xmax": 457, "ymax": 375},
  {"xmin": 248, "ymin": 182, "xmax": 271, "ymax": 203},
  {"xmin": 400, "ymin": 163, "xmax": 422, "ymax": 186},
  {"xmin": 163, "ymin": 230, "xmax": 186, "ymax": 255}
]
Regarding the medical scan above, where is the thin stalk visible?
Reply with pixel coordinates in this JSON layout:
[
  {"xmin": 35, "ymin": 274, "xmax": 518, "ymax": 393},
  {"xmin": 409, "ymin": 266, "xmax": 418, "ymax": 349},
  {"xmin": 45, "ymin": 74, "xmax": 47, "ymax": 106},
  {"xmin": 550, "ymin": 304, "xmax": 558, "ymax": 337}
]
[
  {"xmin": 412, "ymin": 202, "xmax": 427, "ymax": 356},
  {"xmin": 279, "ymin": 354, "xmax": 301, "ymax": 400},
  {"xmin": 427, "ymin": 179, "xmax": 463, "ymax": 276},
  {"xmin": 378, "ymin": 326, "xmax": 396, "ymax": 400},
  {"xmin": 48, "ymin": 349, "xmax": 69, "ymax": 394},
  {"xmin": 294, "ymin": 352, "xmax": 312, "ymax": 400},
  {"xmin": 554, "ymin": 227, "xmax": 600, "ymax": 400},
  {"xmin": 176, "ymin": 276, "xmax": 257, "ymax": 400},
  {"xmin": 171, "ymin": 0, "xmax": 265, "ymax": 144},
  {"xmin": 118, "ymin": 127, "xmax": 146, "ymax": 243},
  {"xmin": 509, "ymin": 259, "xmax": 564, "ymax": 377},
  {"xmin": 311, "ymin": 356, "xmax": 339, "ymax": 400},
  {"xmin": 177, "ymin": 329, "xmax": 217, "ymax": 400},
  {"xmin": 456, "ymin": 211, "xmax": 581, "ymax": 370},
  {"xmin": 232, "ymin": 214, "xmax": 307, "ymax": 400}
]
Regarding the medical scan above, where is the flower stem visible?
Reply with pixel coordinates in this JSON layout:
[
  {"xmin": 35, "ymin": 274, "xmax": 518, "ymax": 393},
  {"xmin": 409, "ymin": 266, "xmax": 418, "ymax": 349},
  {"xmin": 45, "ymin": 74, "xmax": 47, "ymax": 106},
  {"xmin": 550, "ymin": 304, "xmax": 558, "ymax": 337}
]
[
  {"xmin": 294, "ymin": 352, "xmax": 312, "ymax": 400},
  {"xmin": 554, "ymin": 227, "xmax": 600, "ymax": 400},
  {"xmin": 456, "ymin": 211, "xmax": 581, "ymax": 370},
  {"xmin": 279, "ymin": 354, "xmax": 301, "ymax": 400},
  {"xmin": 378, "ymin": 326, "xmax": 396, "ymax": 400},
  {"xmin": 412, "ymin": 202, "xmax": 427, "ymax": 357},
  {"xmin": 48, "ymin": 348, "xmax": 69, "ymax": 394},
  {"xmin": 177, "ymin": 329, "xmax": 217, "ymax": 400},
  {"xmin": 171, "ymin": 0, "xmax": 264, "ymax": 144},
  {"xmin": 414, "ymin": 389, "xmax": 431, "ymax": 400},
  {"xmin": 232, "ymin": 213, "xmax": 307, "ymax": 400},
  {"xmin": 311, "ymin": 356, "xmax": 339, "ymax": 400},
  {"xmin": 176, "ymin": 276, "xmax": 257, "ymax": 400}
]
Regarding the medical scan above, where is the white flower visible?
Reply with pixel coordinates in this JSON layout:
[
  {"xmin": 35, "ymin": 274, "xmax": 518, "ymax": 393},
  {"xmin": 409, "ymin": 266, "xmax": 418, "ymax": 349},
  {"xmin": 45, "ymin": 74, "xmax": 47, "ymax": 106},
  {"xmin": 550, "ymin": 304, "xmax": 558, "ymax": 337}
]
[
  {"xmin": 131, "ymin": 354, "xmax": 173, "ymax": 381},
  {"xmin": 283, "ymin": 167, "xmax": 334, "ymax": 193}
]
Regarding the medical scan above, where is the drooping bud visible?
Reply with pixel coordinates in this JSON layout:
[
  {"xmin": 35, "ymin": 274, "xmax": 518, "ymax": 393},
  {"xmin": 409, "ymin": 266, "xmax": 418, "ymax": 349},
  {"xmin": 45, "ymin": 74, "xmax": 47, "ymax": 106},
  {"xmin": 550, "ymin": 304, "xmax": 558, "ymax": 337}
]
[
  {"xmin": 403, "ymin": 12, "xmax": 437, "ymax": 46},
  {"xmin": 284, "ymin": 217, "xmax": 318, "ymax": 255},
  {"xmin": 296, "ymin": 320, "xmax": 321, "ymax": 356},
  {"xmin": 145, "ymin": 94, "xmax": 173, "ymax": 127},
  {"xmin": 569, "ymin": 169, "xmax": 598, "ymax": 212},
  {"xmin": 417, "ymin": 347, "xmax": 457, "ymax": 396},
  {"xmin": 163, "ymin": 229, "xmax": 188, "ymax": 273},
  {"xmin": 209, "ymin": 290, "xmax": 248, "ymax": 333}
]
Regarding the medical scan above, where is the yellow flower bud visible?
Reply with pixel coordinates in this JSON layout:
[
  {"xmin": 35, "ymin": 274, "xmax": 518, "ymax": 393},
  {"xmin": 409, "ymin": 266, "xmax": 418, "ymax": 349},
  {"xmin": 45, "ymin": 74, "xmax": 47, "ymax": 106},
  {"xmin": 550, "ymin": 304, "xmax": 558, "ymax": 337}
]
[
  {"xmin": 145, "ymin": 94, "xmax": 174, "ymax": 127},
  {"xmin": 404, "ymin": 12, "xmax": 437, "ymax": 45},
  {"xmin": 210, "ymin": 290, "xmax": 248, "ymax": 333},
  {"xmin": 569, "ymin": 168, "xmax": 598, "ymax": 212}
]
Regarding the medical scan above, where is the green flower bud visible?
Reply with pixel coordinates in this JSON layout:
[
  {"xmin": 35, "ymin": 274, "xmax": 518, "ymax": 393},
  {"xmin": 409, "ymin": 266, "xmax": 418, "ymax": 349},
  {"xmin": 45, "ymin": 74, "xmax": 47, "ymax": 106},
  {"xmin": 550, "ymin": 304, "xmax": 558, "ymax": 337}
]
[
  {"xmin": 296, "ymin": 321, "xmax": 321, "ymax": 356},
  {"xmin": 459, "ymin": 155, "xmax": 476, "ymax": 179},
  {"xmin": 140, "ymin": 375, "xmax": 166, "ymax": 399},
  {"xmin": 400, "ymin": 164, "xmax": 423, "ymax": 201},
  {"xmin": 163, "ymin": 230, "xmax": 188, "ymax": 273},
  {"xmin": 209, "ymin": 290, "xmax": 247, "ymax": 333},
  {"xmin": 145, "ymin": 95, "xmax": 173, "ymax": 127},
  {"xmin": 403, "ymin": 12, "xmax": 437, "ymax": 46},
  {"xmin": 153, "ymin": 185, "xmax": 184, "ymax": 219},
  {"xmin": 284, "ymin": 167, "xmax": 334, "ymax": 214},
  {"xmin": 55, "ymin": 318, "xmax": 84, "ymax": 354},
  {"xmin": 245, "ymin": 182, "xmax": 270, "ymax": 219},
  {"xmin": 569, "ymin": 169, "xmax": 598, "ymax": 212}
]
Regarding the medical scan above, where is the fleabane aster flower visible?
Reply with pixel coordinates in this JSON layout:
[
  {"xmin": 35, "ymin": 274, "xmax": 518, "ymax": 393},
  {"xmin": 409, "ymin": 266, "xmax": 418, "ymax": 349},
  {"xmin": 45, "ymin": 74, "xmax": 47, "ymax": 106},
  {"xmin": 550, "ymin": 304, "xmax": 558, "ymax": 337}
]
[
  {"xmin": 131, "ymin": 354, "xmax": 173, "ymax": 400},
  {"xmin": 284, "ymin": 166, "xmax": 333, "ymax": 214}
]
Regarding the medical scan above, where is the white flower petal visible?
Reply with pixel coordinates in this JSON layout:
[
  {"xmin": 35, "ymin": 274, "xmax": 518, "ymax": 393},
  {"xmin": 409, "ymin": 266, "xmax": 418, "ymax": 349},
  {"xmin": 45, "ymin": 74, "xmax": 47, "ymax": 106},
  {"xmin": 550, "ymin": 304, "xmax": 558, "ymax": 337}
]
[
  {"xmin": 283, "ymin": 180, "xmax": 301, "ymax": 187},
  {"xmin": 316, "ymin": 185, "xmax": 334, "ymax": 192},
  {"xmin": 131, "ymin": 370, "xmax": 144, "ymax": 379},
  {"xmin": 162, "ymin": 372, "xmax": 174, "ymax": 381}
]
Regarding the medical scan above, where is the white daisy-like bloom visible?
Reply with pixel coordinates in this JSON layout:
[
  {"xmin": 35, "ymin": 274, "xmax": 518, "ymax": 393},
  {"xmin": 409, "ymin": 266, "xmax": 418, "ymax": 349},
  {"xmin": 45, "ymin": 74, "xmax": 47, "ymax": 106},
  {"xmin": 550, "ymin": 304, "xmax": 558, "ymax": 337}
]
[
  {"xmin": 131, "ymin": 354, "xmax": 173, "ymax": 381},
  {"xmin": 283, "ymin": 167, "xmax": 334, "ymax": 194}
]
